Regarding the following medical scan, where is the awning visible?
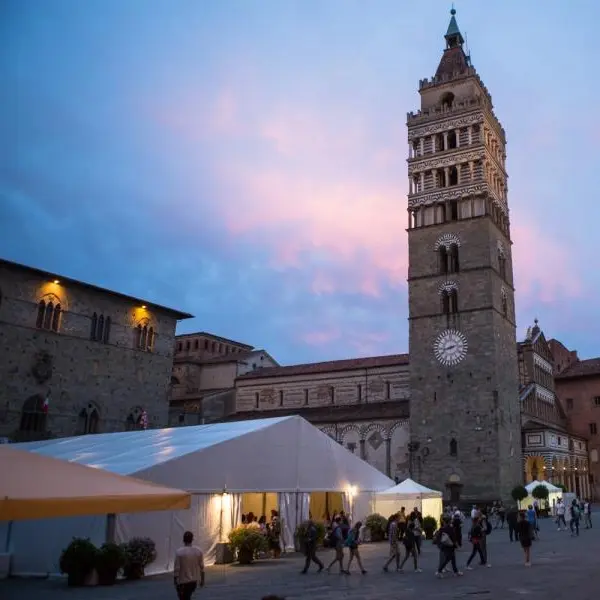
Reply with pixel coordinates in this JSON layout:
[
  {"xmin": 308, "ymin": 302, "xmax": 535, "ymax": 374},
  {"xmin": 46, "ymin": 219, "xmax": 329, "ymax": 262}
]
[{"xmin": 0, "ymin": 446, "xmax": 191, "ymax": 521}]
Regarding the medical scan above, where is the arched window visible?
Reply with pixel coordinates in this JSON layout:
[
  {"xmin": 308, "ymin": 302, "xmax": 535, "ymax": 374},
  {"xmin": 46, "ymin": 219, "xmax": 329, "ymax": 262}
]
[
  {"xmin": 103, "ymin": 316, "xmax": 111, "ymax": 343},
  {"xmin": 90, "ymin": 312, "xmax": 98, "ymax": 340},
  {"xmin": 97, "ymin": 315, "xmax": 104, "ymax": 341},
  {"xmin": 448, "ymin": 244, "xmax": 460, "ymax": 273},
  {"xmin": 194, "ymin": 339, "xmax": 199, "ymax": 350},
  {"xmin": 438, "ymin": 246, "xmax": 448, "ymax": 275},
  {"xmin": 441, "ymin": 291, "xmax": 450, "ymax": 314},
  {"xmin": 498, "ymin": 251, "xmax": 507, "ymax": 279},
  {"xmin": 125, "ymin": 407, "xmax": 143, "ymax": 431},
  {"xmin": 20, "ymin": 395, "xmax": 47, "ymax": 433},
  {"xmin": 177, "ymin": 342, "xmax": 182, "ymax": 352},
  {"xmin": 147, "ymin": 327, "xmax": 154, "ymax": 351},
  {"xmin": 435, "ymin": 133, "xmax": 444, "ymax": 152},
  {"xmin": 186, "ymin": 340, "xmax": 191, "ymax": 351},
  {"xmin": 448, "ymin": 166, "xmax": 458, "ymax": 186},
  {"xmin": 79, "ymin": 404, "xmax": 100, "ymax": 435},
  {"xmin": 134, "ymin": 324, "xmax": 142, "ymax": 349},
  {"xmin": 450, "ymin": 438, "xmax": 458, "ymax": 456},
  {"xmin": 43, "ymin": 302, "xmax": 54, "ymax": 329},
  {"xmin": 51, "ymin": 304, "xmax": 61, "ymax": 331},
  {"xmin": 441, "ymin": 92, "xmax": 455, "ymax": 110},
  {"xmin": 36, "ymin": 300, "xmax": 46, "ymax": 328},
  {"xmin": 449, "ymin": 290, "xmax": 458, "ymax": 313},
  {"xmin": 447, "ymin": 130, "xmax": 457, "ymax": 149}
]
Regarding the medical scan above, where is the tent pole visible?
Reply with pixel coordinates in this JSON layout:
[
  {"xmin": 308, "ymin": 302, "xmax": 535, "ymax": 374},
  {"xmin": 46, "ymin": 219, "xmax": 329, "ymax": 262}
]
[
  {"xmin": 105, "ymin": 514, "xmax": 116, "ymax": 544},
  {"xmin": 5, "ymin": 520, "xmax": 12, "ymax": 553}
]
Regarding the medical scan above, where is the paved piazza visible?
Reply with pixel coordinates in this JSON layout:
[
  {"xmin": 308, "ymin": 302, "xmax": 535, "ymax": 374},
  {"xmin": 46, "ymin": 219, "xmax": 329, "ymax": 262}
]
[{"xmin": 2, "ymin": 520, "xmax": 599, "ymax": 600}]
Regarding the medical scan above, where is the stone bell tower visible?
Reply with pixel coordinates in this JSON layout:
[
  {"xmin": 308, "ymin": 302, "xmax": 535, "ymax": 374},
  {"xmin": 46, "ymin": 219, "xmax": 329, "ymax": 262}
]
[{"xmin": 406, "ymin": 9, "xmax": 522, "ymax": 504}]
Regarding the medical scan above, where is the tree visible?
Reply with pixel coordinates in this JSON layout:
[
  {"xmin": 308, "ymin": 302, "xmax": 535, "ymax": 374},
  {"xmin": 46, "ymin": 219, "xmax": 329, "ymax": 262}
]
[
  {"xmin": 554, "ymin": 483, "xmax": 567, "ymax": 493},
  {"xmin": 511, "ymin": 485, "xmax": 528, "ymax": 508},
  {"xmin": 532, "ymin": 484, "xmax": 549, "ymax": 501}
]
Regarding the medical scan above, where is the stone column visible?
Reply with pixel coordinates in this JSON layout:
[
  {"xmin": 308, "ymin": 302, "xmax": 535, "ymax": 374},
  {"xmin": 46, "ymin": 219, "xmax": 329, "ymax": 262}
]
[
  {"xmin": 443, "ymin": 132, "xmax": 448, "ymax": 150},
  {"xmin": 457, "ymin": 163, "xmax": 462, "ymax": 184},
  {"xmin": 420, "ymin": 172, "xmax": 425, "ymax": 191},
  {"xmin": 456, "ymin": 128, "xmax": 461, "ymax": 147},
  {"xmin": 385, "ymin": 438, "xmax": 392, "ymax": 478},
  {"xmin": 360, "ymin": 439, "xmax": 366, "ymax": 461},
  {"xmin": 469, "ymin": 161, "xmax": 474, "ymax": 182},
  {"xmin": 444, "ymin": 167, "xmax": 449, "ymax": 187},
  {"xmin": 468, "ymin": 125, "xmax": 473, "ymax": 145},
  {"xmin": 419, "ymin": 138, "xmax": 424, "ymax": 156},
  {"xmin": 408, "ymin": 143, "xmax": 413, "ymax": 158},
  {"xmin": 409, "ymin": 178, "xmax": 413, "ymax": 194}
]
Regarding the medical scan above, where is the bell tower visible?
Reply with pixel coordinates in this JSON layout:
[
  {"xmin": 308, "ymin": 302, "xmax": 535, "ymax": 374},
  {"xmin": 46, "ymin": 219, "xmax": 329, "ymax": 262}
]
[{"xmin": 406, "ymin": 9, "xmax": 522, "ymax": 503}]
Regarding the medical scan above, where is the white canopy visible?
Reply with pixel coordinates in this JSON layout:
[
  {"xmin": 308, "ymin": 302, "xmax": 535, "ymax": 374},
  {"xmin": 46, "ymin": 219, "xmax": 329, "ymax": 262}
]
[
  {"xmin": 379, "ymin": 478, "xmax": 441, "ymax": 498},
  {"xmin": 16, "ymin": 415, "xmax": 393, "ymax": 493},
  {"xmin": 525, "ymin": 480, "xmax": 561, "ymax": 493}
]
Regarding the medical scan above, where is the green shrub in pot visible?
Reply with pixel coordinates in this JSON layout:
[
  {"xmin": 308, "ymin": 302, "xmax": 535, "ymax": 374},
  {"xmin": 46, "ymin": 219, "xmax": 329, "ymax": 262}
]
[
  {"xmin": 228, "ymin": 526, "xmax": 268, "ymax": 564},
  {"xmin": 121, "ymin": 537, "xmax": 157, "ymax": 580},
  {"xmin": 365, "ymin": 513, "xmax": 388, "ymax": 542},
  {"xmin": 59, "ymin": 537, "xmax": 98, "ymax": 587},
  {"xmin": 96, "ymin": 542, "xmax": 125, "ymax": 585}
]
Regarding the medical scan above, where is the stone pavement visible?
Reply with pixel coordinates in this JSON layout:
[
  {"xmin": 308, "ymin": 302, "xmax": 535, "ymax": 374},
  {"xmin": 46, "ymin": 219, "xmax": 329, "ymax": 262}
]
[{"xmin": 2, "ymin": 520, "xmax": 599, "ymax": 600}]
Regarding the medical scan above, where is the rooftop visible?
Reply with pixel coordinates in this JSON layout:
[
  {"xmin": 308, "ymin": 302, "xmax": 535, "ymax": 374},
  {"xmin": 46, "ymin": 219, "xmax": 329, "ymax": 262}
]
[
  {"xmin": 175, "ymin": 331, "xmax": 253, "ymax": 349},
  {"xmin": 237, "ymin": 353, "xmax": 409, "ymax": 380},
  {"xmin": 0, "ymin": 258, "xmax": 193, "ymax": 319},
  {"xmin": 555, "ymin": 358, "xmax": 600, "ymax": 380}
]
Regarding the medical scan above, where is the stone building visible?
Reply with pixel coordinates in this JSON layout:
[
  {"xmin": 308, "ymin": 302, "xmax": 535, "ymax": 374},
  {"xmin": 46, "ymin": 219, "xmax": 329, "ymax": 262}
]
[
  {"xmin": 550, "ymin": 339, "xmax": 600, "ymax": 499},
  {"xmin": 404, "ymin": 8, "xmax": 522, "ymax": 503},
  {"xmin": 230, "ymin": 355, "xmax": 411, "ymax": 481},
  {"xmin": 518, "ymin": 320, "xmax": 590, "ymax": 498},
  {"xmin": 169, "ymin": 332, "xmax": 278, "ymax": 425},
  {"xmin": 0, "ymin": 258, "xmax": 192, "ymax": 441}
]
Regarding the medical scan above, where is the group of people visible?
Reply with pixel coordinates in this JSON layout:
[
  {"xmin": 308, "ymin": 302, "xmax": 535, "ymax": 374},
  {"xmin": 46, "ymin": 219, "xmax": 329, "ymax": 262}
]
[
  {"xmin": 383, "ymin": 507, "xmax": 424, "ymax": 573},
  {"xmin": 241, "ymin": 510, "xmax": 282, "ymax": 558}
]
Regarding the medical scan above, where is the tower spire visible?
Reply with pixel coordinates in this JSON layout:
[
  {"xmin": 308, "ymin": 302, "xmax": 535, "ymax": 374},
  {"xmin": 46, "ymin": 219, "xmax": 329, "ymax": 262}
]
[{"xmin": 445, "ymin": 7, "xmax": 465, "ymax": 48}]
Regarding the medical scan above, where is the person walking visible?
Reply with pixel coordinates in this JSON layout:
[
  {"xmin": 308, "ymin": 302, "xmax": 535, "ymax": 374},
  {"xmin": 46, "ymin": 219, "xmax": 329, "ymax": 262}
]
[
  {"xmin": 507, "ymin": 506, "xmax": 519, "ymax": 542},
  {"xmin": 569, "ymin": 500, "xmax": 580, "ymax": 536},
  {"xmin": 174, "ymin": 531, "xmax": 205, "ymax": 600},
  {"xmin": 526, "ymin": 505, "xmax": 538, "ymax": 540},
  {"xmin": 516, "ymin": 511, "xmax": 533, "ymax": 567},
  {"xmin": 383, "ymin": 514, "xmax": 401, "ymax": 572},
  {"xmin": 452, "ymin": 508, "xmax": 464, "ymax": 549},
  {"xmin": 434, "ymin": 517, "xmax": 463, "ymax": 578},
  {"xmin": 300, "ymin": 519, "xmax": 324, "ymax": 574},
  {"xmin": 411, "ymin": 514, "xmax": 423, "ymax": 555},
  {"xmin": 583, "ymin": 499, "xmax": 592, "ymax": 529},
  {"xmin": 465, "ymin": 517, "xmax": 486, "ymax": 570},
  {"xmin": 556, "ymin": 499, "xmax": 567, "ymax": 531},
  {"xmin": 478, "ymin": 512, "xmax": 492, "ymax": 567},
  {"xmin": 344, "ymin": 521, "xmax": 367, "ymax": 574},
  {"xmin": 399, "ymin": 522, "xmax": 421, "ymax": 572},
  {"xmin": 326, "ymin": 517, "xmax": 346, "ymax": 574}
]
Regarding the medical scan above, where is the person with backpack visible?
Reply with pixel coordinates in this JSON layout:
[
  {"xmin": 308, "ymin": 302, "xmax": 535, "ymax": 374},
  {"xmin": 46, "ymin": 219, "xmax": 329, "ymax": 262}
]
[
  {"xmin": 465, "ymin": 517, "xmax": 486, "ymax": 569},
  {"xmin": 399, "ymin": 521, "xmax": 421, "ymax": 572},
  {"xmin": 325, "ymin": 517, "xmax": 345, "ymax": 574},
  {"xmin": 300, "ymin": 519, "xmax": 324, "ymax": 574},
  {"xmin": 434, "ymin": 516, "xmax": 463, "ymax": 577},
  {"xmin": 344, "ymin": 521, "xmax": 366, "ymax": 574},
  {"xmin": 570, "ymin": 500, "xmax": 580, "ymax": 536}
]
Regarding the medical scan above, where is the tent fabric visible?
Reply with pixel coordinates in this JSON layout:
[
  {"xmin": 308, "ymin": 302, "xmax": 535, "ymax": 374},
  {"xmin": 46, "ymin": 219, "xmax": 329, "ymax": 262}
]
[
  {"xmin": 15, "ymin": 415, "xmax": 394, "ymax": 493},
  {"xmin": 0, "ymin": 446, "xmax": 191, "ymax": 521},
  {"xmin": 378, "ymin": 478, "xmax": 441, "ymax": 498},
  {"xmin": 525, "ymin": 480, "xmax": 561, "ymax": 493}
]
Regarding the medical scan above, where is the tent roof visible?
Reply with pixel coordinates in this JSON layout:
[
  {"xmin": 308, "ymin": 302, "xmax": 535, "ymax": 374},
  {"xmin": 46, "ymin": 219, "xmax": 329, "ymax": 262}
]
[
  {"xmin": 378, "ymin": 478, "xmax": 442, "ymax": 497},
  {"xmin": 14, "ymin": 416, "xmax": 394, "ymax": 493},
  {"xmin": 525, "ymin": 479, "xmax": 561, "ymax": 493},
  {"xmin": 0, "ymin": 446, "xmax": 191, "ymax": 521}
]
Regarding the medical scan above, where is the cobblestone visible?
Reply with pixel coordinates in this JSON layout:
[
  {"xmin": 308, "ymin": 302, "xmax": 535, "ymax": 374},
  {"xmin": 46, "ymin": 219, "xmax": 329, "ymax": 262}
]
[{"xmin": 2, "ymin": 520, "xmax": 599, "ymax": 600}]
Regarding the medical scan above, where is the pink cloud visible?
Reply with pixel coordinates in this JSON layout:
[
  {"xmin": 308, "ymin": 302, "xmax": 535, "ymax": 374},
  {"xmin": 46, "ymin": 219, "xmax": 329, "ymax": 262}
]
[{"xmin": 300, "ymin": 329, "xmax": 341, "ymax": 346}]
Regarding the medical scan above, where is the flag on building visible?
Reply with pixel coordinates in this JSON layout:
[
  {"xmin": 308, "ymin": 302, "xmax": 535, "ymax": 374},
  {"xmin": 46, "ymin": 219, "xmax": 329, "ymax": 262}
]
[
  {"xmin": 42, "ymin": 392, "xmax": 50, "ymax": 414},
  {"xmin": 140, "ymin": 409, "xmax": 148, "ymax": 430}
]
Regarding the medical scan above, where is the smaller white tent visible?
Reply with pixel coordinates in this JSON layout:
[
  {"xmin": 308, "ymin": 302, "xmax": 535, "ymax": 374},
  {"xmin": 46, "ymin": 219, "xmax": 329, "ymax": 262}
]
[
  {"xmin": 3, "ymin": 416, "xmax": 392, "ymax": 576},
  {"xmin": 374, "ymin": 478, "xmax": 443, "ymax": 521},
  {"xmin": 523, "ymin": 480, "xmax": 562, "ymax": 510}
]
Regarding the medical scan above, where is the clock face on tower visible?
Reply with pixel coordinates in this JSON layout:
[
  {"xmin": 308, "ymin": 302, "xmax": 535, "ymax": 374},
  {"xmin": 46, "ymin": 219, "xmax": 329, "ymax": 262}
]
[{"xmin": 433, "ymin": 329, "xmax": 468, "ymax": 366}]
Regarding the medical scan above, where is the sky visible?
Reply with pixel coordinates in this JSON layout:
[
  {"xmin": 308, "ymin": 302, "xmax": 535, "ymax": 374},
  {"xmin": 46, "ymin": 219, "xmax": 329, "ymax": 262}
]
[{"xmin": 2, "ymin": 0, "xmax": 599, "ymax": 364}]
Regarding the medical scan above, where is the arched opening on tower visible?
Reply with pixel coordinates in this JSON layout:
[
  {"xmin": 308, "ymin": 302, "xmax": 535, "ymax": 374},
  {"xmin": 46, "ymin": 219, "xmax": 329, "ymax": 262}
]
[
  {"xmin": 438, "ymin": 246, "xmax": 448, "ymax": 275},
  {"xmin": 449, "ymin": 290, "xmax": 458, "ymax": 313},
  {"xmin": 441, "ymin": 290, "xmax": 450, "ymax": 314},
  {"xmin": 448, "ymin": 166, "xmax": 458, "ymax": 186},
  {"xmin": 448, "ymin": 244, "xmax": 460, "ymax": 273},
  {"xmin": 435, "ymin": 133, "xmax": 445, "ymax": 153},
  {"xmin": 447, "ymin": 130, "xmax": 457, "ymax": 150},
  {"xmin": 440, "ymin": 92, "xmax": 455, "ymax": 109},
  {"xmin": 449, "ymin": 438, "xmax": 458, "ymax": 457}
]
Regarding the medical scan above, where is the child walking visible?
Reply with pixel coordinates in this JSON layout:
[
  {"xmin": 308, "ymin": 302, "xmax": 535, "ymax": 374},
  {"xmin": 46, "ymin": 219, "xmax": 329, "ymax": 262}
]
[{"xmin": 344, "ymin": 522, "xmax": 367, "ymax": 574}]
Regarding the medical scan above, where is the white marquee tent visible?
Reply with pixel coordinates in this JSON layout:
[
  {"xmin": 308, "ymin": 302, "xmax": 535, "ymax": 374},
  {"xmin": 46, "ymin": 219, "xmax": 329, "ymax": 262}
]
[
  {"xmin": 522, "ymin": 479, "xmax": 563, "ymax": 509},
  {"xmin": 2, "ymin": 415, "xmax": 393, "ymax": 576},
  {"xmin": 374, "ymin": 478, "xmax": 443, "ymax": 521}
]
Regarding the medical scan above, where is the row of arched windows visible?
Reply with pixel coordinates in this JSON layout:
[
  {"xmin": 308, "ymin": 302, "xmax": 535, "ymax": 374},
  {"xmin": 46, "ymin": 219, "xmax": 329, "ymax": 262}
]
[
  {"xmin": 90, "ymin": 313, "xmax": 111, "ymax": 343},
  {"xmin": 36, "ymin": 300, "xmax": 61, "ymax": 332},
  {"xmin": 441, "ymin": 289, "xmax": 459, "ymax": 315}
]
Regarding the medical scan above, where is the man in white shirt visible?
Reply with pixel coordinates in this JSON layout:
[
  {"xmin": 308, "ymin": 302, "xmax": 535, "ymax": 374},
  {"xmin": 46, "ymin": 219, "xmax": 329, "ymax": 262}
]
[
  {"xmin": 556, "ymin": 499, "xmax": 567, "ymax": 531},
  {"xmin": 174, "ymin": 531, "xmax": 205, "ymax": 600}
]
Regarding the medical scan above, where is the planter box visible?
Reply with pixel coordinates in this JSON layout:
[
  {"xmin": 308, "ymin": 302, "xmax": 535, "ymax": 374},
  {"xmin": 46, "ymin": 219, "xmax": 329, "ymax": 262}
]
[
  {"xmin": 214, "ymin": 543, "xmax": 234, "ymax": 565},
  {"xmin": 84, "ymin": 569, "xmax": 99, "ymax": 587},
  {"xmin": 0, "ymin": 553, "xmax": 11, "ymax": 580}
]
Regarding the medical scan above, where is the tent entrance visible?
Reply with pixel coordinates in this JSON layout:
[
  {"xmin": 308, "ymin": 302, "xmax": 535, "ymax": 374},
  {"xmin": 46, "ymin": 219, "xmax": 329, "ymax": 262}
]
[
  {"xmin": 309, "ymin": 492, "xmax": 344, "ymax": 520},
  {"xmin": 241, "ymin": 493, "xmax": 278, "ymax": 521}
]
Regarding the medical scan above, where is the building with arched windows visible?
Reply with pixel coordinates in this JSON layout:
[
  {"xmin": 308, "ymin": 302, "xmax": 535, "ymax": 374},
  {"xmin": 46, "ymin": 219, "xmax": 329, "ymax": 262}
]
[{"xmin": 0, "ymin": 258, "xmax": 192, "ymax": 441}]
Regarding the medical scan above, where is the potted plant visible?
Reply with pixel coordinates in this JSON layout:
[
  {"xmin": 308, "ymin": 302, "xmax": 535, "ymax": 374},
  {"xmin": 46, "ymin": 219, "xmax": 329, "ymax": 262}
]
[
  {"xmin": 364, "ymin": 514, "xmax": 388, "ymax": 542},
  {"xmin": 59, "ymin": 538, "xmax": 98, "ymax": 587},
  {"xmin": 422, "ymin": 516, "xmax": 437, "ymax": 540},
  {"xmin": 555, "ymin": 483, "xmax": 567, "ymax": 493},
  {"xmin": 96, "ymin": 542, "xmax": 125, "ymax": 585},
  {"xmin": 294, "ymin": 520, "xmax": 325, "ymax": 552},
  {"xmin": 511, "ymin": 485, "xmax": 528, "ymax": 509},
  {"xmin": 121, "ymin": 537, "xmax": 156, "ymax": 580},
  {"xmin": 228, "ymin": 526, "xmax": 268, "ymax": 564},
  {"xmin": 532, "ymin": 484, "xmax": 549, "ymax": 515}
]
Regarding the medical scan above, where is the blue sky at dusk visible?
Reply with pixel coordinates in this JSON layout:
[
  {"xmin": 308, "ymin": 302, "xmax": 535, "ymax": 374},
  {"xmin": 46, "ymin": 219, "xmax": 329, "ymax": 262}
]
[{"xmin": 2, "ymin": 0, "xmax": 599, "ymax": 364}]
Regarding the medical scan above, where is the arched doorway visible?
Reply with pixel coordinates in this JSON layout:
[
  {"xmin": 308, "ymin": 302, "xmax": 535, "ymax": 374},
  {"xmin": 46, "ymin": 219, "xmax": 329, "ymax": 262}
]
[{"xmin": 20, "ymin": 395, "xmax": 47, "ymax": 434}]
